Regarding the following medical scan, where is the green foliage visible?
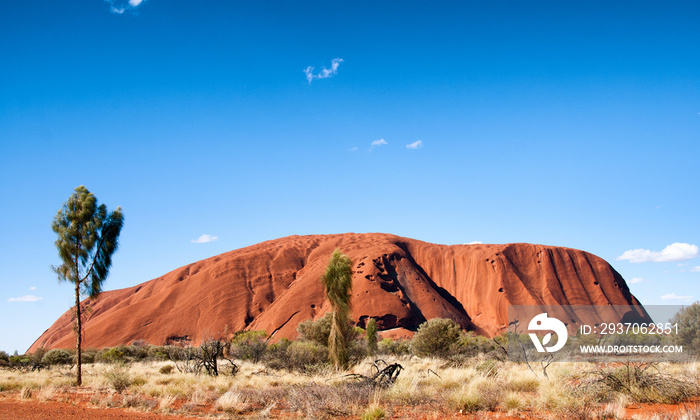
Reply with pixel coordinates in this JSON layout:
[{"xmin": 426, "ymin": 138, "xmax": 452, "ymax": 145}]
[
  {"xmin": 42, "ymin": 349, "xmax": 73, "ymax": 365},
  {"xmin": 410, "ymin": 318, "xmax": 462, "ymax": 357},
  {"xmin": 99, "ymin": 347, "xmax": 125, "ymax": 363},
  {"xmin": 321, "ymin": 249, "xmax": 353, "ymax": 370},
  {"xmin": 230, "ymin": 330, "xmax": 268, "ymax": 363},
  {"xmin": 449, "ymin": 331, "xmax": 500, "ymax": 361},
  {"xmin": 52, "ymin": 186, "xmax": 124, "ymax": 297},
  {"xmin": 377, "ymin": 338, "xmax": 410, "ymax": 356},
  {"xmin": 298, "ymin": 312, "xmax": 333, "ymax": 346},
  {"xmin": 361, "ymin": 404, "xmax": 386, "ymax": 420},
  {"xmin": 670, "ymin": 302, "xmax": 700, "ymax": 354},
  {"xmin": 365, "ymin": 318, "xmax": 378, "ymax": 356},
  {"xmin": 29, "ymin": 348, "xmax": 47, "ymax": 365},
  {"xmin": 51, "ymin": 186, "xmax": 124, "ymax": 386},
  {"xmin": 0, "ymin": 351, "xmax": 8, "ymax": 362},
  {"xmin": 263, "ymin": 338, "xmax": 293, "ymax": 370},
  {"xmin": 81, "ymin": 349, "xmax": 97, "ymax": 364},
  {"xmin": 286, "ymin": 341, "xmax": 329, "ymax": 373}
]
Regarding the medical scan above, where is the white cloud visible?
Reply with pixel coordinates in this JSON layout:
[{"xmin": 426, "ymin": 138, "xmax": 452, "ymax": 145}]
[
  {"xmin": 371, "ymin": 139, "xmax": 387, "ymax": 147},
  {"xmin": 661, "ymin": 293, "xmax": 694, "ymax": 302},
  {"xmin": 7, "ymin": 295, "xmax": 43, "ymax": 302},
  {"xmin": 629, "ymin": 277, "xmax": 644, "ymax": 284},
  {"xmin": 191, "ymin": 234, "xmax": 219, "ymax": 244},
  {"xmin": 304, "ymin": 58, "xmax": 343, "ymax": 83},
  {"xmin": 406, "ymin": 140, "xmax": 423, "ymax": 149},
  {"xmin": 103, "ymin": 0, "xmax": 147, "ymax": 14},
  {"xmin": 617, "ymin": 243, "xmax": 699, "ymax": 263},
  {"xmin": 29, "ymin": 286, "xmax": 37, "ymax": 291},
  {"xmin": 465, "ymin": 241, "xmax": 483, "ymax": 245},
  {"xmin": 691, "ymin": 266, "xmax": 700, "ymax": 272},
  {"xmin": 349, "ymin": 147, "xmax": 358, "ymax": 152}
]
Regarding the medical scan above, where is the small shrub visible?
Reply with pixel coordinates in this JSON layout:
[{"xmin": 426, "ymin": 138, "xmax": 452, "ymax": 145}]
[
  {"xmin": 475, "ymin": 359, "xmax": 500, "ymax": 378},
  {"xmin": 410, "ymin": 318, "xmax": 461, "ymax": 358},
  {"xmin": 104, "ymin": 363, "xmax": 131, "ymax": 393},
  {"xmin": 229, "ymin": 330, "xmax": 268, "ymax": 363},
  {"xmin": 298, "ymin": 313, "xmax": 334, "ymax": 346},
  {"xmin": 215, "ymin": 390, "xmax": 250, "ymax": 413},
  {"xmin": 81, "ymin": 349, "xmax": 97, "ymax": 364},
  {"xmin": 147, "ymin": 346, "xmax": 170, "ymax": 361},
  {"xmin": 159, "ymin": 364, "xmax": 174, "ymax": 374},
  {"xmin": 263, "ymin": 338, "xmax": 292, "ymax": 370},
  {"xmin": 99, "ymin": 347, "xmax": 125, "ymax": 363},
  {"xmin": 0, "ymin": 351, "xmax": 9, "ymax": 362},
  {"xmin": 508, "ymin": 376, "xmax": 540, "ymax": 393},
  {"xmin": 377, "ymin": 338, "xmax": 410, "ymax": 356},
  {"xmin": 42, "ymin": 349, "xmax": 73, "ymax": 365},
  {"xmin": 361, "ymin": 403, "xmax": 385, "ymax": 420},
  {"xmin": 502, "ymin": 392, "xmax": 527, "ymax": 410},
  {"xmin": 366, "ymin": 318, "xmax": 378, "ymax": 356},
  {"xmin": 286, "ymin": 341, "xmax": 329, "ymax": 372}
]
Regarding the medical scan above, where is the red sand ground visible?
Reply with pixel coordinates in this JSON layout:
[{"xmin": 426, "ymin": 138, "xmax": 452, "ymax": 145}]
[
  {"xmin": 31, "ymin": 233, "xmax": 643, "ymax": 352},
  {"xmin": 1, "ymin": 389, "xmax": 697, "ymax": 420}
]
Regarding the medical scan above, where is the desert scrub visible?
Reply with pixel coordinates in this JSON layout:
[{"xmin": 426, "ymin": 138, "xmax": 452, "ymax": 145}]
[
  {"xmin": 214, "ymin": 389, "xmax": 251, "ymax": 413},
  {"xmin": 410, "ymin": 318, "xmax": 461, "ymax": 358},
  {"xmin": 361, "ymin": 403, "xmax": 385, "ymax": 420},
  {"xmin": 41, "ymin": 349, "xmax": 73, "ymax": 366},
  {"xmin": 104, "ymin": 363, "xmax": 131, "ymax": 393}
]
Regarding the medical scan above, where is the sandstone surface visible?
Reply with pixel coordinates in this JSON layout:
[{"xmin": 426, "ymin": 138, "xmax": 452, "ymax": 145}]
[{"xmin": 30, "ymin": 233, "xmax": 644, "ymax": 351}]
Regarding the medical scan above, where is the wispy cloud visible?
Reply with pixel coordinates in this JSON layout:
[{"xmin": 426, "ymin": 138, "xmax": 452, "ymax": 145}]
[
  {"xmin": 7, "ymin": 295, "xmax": 43, "ymax": 302},
  {"xmin": 617, "ymin": 243, "xmax": 699, "ymax": 263},
  {"xmin": 191, "ymin": 234, "xmax": 219, "ymax": 244},
  {"xmin": 29, "ymin": 286, "xmax": 37, "ymax": 291},
  {"xmin": 691, "ymin": 266, "xmax": 700, "ymax": 272},
  {"xmin": 371, "ymin": 139, "xmax": 387, "ymax": 147},
  {"xmin": 406, "ymin": 140, "xmax": 423, "ymax": 149},
  {"xmin": 661, "ymin": 293, "xmax": 694, "ymax": 302},
  {"xmin": 103, "ymin": 0, "xmax": 147, "ymax": 14},
  {"xmin": 304, "ymin": 58, "xmax": 343, "ymax": 83},
  {"xmin": 349, "ymin": 147, "xmax": 358, "ymax": 152},
  {"xmin": 465, "ymin": 241, "xmax": 483, "ymax": 245},
  {"xmin": 629, "ymin": 277, "xmax": 645, "ymax": 284}
]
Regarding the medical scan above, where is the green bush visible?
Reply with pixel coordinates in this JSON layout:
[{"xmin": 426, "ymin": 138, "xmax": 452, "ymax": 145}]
[
  {"xmin": 297, "ymin": 313, "xmax": 333, "ymax": 346},
  {"xmin": 42, "ymin": 349, "xmax": 73, "ymax": 365},
  {"xmin": 410, "ymin": 318, "xmax": 462, "ymax": 358},
  {"xmin": 98, "ymin": 347, "xmax": 125, "ymax": 363},
  {"xmin": 0, "ymin": 351, "xmax": 9, "ymax": 362},
  {"xmin": 377, "ymin": 338, "xmax": 410, "ymax": 356},
  {"xmin": 30, "ymin": 348, "xmax": 47, "ymax": 365},
  {"xmin": 230, "ymin": 330, "xmax": 268, "ymax": 363},
  {"xmin": 81, "ymin": 349, "xmax": 97, "ymax": 364},
  {"xmin": 147, "ymin": 346, "xmax": 171, "ymax": 361},
  {"xmin": 286, "ymin": 341, "xmax": 329, "ymax": 372},
  {"xmin": 670, "ymin": 302, "xmax": 700, "ymax": 355},
  {"xmin": 365, "ymin": 318, "xmax": 378, "ymax": 356}
]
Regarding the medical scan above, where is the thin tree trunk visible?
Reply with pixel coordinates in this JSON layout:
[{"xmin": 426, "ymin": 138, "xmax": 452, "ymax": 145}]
[{"xmin": 75, "ymin": 282, "xmax": 82, "ymax": 386}]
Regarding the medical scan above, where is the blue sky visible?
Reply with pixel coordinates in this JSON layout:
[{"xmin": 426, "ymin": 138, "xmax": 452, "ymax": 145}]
[{"xmin": 1, "ymin": 0, "xmax": 698, "ymax": 353}]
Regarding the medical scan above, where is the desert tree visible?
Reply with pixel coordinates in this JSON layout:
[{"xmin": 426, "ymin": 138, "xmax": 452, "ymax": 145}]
[
  {"xmin": 322, "ymin": 248, "xmax": 353, "ymax": 370},
  {"xmin": 366, "ymin": 318, "xmax": 378, "ymax": 356},
  {"xmin": 52, "ymin": 186, "xmax": 124, "ymax": 386}
]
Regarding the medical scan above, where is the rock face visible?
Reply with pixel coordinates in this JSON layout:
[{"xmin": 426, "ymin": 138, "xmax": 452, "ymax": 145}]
[{"xmin": 29, "ymin": 233, "xmax": 643, "ymax": 351}]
